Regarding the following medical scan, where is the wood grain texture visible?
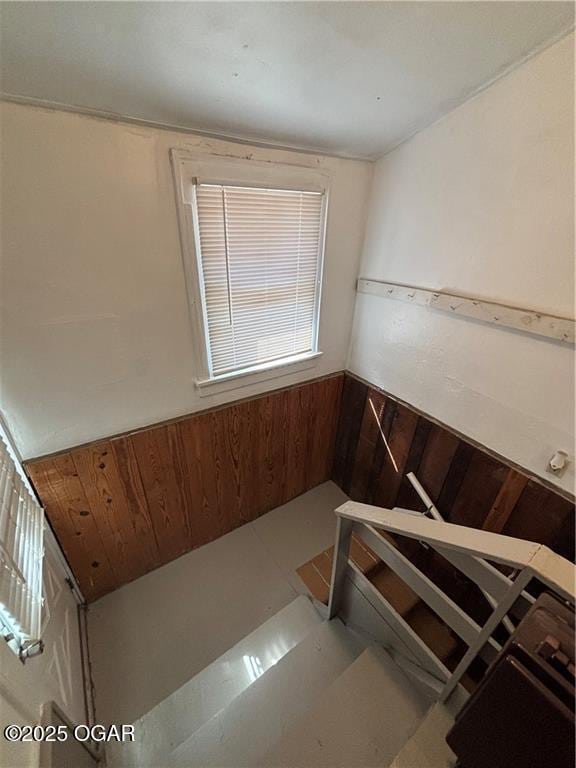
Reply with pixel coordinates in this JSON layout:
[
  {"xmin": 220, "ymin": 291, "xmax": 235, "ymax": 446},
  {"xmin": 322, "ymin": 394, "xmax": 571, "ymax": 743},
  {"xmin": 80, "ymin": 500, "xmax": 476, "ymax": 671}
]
[
  {"xmin": 332, "ymin": 375, "xmax": 367, "ymax": 493},
  {"xmin": 502, "ymin": 480, "xmax": 575, "ymax": 551},
  {"xmin": 448, "ymin": 452, "xmax": 509, "ymax": 529},
  {"xmin": 482, "ymin": 469, "xmax": 529, "ymax": 533},
  {"xmin": 348, "ymin": 389, "xmax": 386, "ymax": 502},
  {"xmin": 129, "ymin": 426, "xmax": 192, "ymax": 563},
  {"xmin": 366, "ymin": 396, "xmax": 397, "ymax": 505},
  {"xmin": 25, "ymin": 369, "xmax": 573, "ymax": 604},
  {"xmin": 395, "ymin": 416, "xmax": 433, "ymax": 510},
  {"xmin": 415, "ymin": 425, "xmax": 460, "ymax": 501},
  {"xmin": 27, "ymin": 453, "xmax": 119, "ymax": 598},
  {"xmin": 372, "ymin": 403, "xmax": 419, "ymax": 509},
  {"xmin": 26, "ymin": 374, "xmax": 343, "ymax": 601},
  {"xmin": 71, "ymin": 441, "xmax": 157, "ymax": 585},
  {"xmin": 332, "ymin": 373, "xmax": 574, "ymax": 558}
]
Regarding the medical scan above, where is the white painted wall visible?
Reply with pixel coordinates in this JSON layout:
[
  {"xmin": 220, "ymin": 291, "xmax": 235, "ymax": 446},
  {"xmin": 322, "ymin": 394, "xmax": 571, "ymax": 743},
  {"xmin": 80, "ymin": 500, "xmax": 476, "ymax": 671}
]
[
  {"xmin": 0, "ymin": 531, "xmax": 85, "ymax": 767},
  {"xmin": 0, "ymin": 103, "xmax": 372, "ymax": 458},
  {"xmin": 348, "ymin": 33, "xmax": 575, "ymax": 494}
]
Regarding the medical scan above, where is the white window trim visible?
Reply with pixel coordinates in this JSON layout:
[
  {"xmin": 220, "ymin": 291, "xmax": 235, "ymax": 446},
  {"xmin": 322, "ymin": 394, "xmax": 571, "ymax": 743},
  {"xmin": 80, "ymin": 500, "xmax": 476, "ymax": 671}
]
[{"xmin": 170, "ymin": 149, "xmax": 329, "ymax": 393}]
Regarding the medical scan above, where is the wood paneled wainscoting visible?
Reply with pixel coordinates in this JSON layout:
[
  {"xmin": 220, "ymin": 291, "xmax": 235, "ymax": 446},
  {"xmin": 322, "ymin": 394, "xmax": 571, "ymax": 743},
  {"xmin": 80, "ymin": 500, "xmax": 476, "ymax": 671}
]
[
  {"xmin": 332, "ymin": 373, "xmax": 575, "ymax": 560},
  {"xmin": 26, "ymin": 375, "xmax": 343, "ymax": 602},
  {"xmin": 26, "ymin": 370, "xmax": 574, "ymax": 604}
]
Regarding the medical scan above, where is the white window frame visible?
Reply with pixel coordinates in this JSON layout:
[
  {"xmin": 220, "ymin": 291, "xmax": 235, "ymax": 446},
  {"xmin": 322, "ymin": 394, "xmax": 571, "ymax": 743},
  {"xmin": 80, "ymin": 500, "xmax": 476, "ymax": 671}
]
[{"xmin": 171, "ymin": 149, "xmax": 329, "ymax": 395}]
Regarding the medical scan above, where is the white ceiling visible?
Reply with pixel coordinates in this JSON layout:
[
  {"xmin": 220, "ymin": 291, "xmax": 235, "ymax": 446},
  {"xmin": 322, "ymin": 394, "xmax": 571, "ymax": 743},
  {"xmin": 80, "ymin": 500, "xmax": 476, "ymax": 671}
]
[{"xmin": 1, "ymin": 2, "xmax": 573, "ymax": 159}]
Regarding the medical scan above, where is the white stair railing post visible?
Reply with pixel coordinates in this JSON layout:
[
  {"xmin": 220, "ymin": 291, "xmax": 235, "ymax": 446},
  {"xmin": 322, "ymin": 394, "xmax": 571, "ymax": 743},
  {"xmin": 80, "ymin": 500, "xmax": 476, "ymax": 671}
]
[
  {"xmin": 439, "ymin": 567, "xmax": 533, "ymax": 703},
  {"xmin": 327, "ymin": 517, "xmax": 353, "ymax": 619}
]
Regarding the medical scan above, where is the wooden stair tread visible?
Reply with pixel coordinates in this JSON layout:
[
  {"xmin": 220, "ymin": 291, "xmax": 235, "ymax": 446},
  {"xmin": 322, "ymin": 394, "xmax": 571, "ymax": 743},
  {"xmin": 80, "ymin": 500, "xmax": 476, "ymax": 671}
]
[
  {"xmin": 405, "ymin": 603, "xmax": 458, "ymax": 662},
  {"xmin": 376, "ymin": 528, "xmax": 398, "ymax": 549},
  {"xmin": 311, "ymin": 549, "xmax": 333, "ymax": 583},
  {"xmin": 369, "ymin": 565, "xmax": 421, "ymax": 617},
  {"xmin": 297, "ymin": 535, "xmax": 464, "ymax": 674},
  {"xmin": 350, "ymin": 535, "xmax": 380, "ymax": 573},
  {"xmin": 296, "ymin": 533, "xmax": 381, "ymax": 604},
  {"xmin": 296, "ymin": 560, "xmax": 331, "ymax": 604}
]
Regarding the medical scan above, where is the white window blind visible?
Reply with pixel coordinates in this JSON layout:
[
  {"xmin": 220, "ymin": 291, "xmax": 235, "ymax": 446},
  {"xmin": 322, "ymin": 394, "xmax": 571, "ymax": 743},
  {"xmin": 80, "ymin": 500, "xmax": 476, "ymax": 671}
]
[
  {"xmin": 0, "ymin": 431, "xmax": 44, "ymax": 653},
  {"xmin": 194, "ymin": 183, "xmax": 325, "ymax": 378}
]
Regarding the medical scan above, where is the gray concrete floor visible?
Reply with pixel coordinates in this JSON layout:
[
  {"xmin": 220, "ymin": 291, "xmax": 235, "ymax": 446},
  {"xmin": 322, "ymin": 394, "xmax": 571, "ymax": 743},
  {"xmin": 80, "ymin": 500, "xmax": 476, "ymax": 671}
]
[{"xmin": 88, "ymin": 481, "xmax": 346, "ymax": 724}]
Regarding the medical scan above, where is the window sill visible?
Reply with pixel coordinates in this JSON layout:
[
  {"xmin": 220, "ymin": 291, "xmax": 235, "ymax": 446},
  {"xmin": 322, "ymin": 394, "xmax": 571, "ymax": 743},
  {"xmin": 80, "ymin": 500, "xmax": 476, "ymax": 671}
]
[{"xmin": 195, "ymin": 352, "xmax": 323, "ymax": 397}]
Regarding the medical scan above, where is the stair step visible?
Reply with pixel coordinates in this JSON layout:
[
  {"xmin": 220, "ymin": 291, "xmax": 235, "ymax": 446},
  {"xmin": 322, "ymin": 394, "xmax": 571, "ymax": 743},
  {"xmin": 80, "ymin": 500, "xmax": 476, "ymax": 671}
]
[
  {"xmin": 260, "ymin": 645, "xmax": 433, "ymax": 768},
  {"xmin": 388, "ymin": 703, "xmax": 457, "ymax": 768},
  {"xmin": 297, "ymin": 559, "xmax": 331, "ymax": 603},
  {"xmin": 406, "ymin": 603, "xmax": 459, "ymax": 662},
  {"xmin": 370, "ymin": 565, "xmax": 421, "ymax": 617},
  {"xmin": 350, "ymin": 535, "xmax": 381, "ymax": 572},
  {"xmin": 168, "ymin": 618, "xmax": 365, "ymax": 767},
  {"xmin": 107, "ymin": 596, "xmax": 322, "ymax": 767},
  {"xmin": 312, "ymin": 548, "xmax": 334, "ymax": 583},
  {"xmin": 296, "ymin": 533, "xmax": 386, "ymax": 604}
]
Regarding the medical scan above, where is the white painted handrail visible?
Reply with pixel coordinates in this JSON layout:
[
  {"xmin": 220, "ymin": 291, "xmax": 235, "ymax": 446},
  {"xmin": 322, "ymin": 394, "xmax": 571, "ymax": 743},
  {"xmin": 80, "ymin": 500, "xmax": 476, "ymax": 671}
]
[
  {"xmin": 328, "ymin": 499, "xmax": 575, "ymax": 705},
  {"xmin": 337, "ymin": 500, "xmax": 574, "ymax": 599},
  {"xmin": 338, "ymin": 502, "xmax": 535, "ymax": 565}
]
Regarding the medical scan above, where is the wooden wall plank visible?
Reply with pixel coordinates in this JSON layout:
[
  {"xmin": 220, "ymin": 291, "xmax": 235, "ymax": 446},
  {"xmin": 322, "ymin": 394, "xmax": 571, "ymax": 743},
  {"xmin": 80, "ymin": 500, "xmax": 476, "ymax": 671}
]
[
  {"xmin": 395, "ymin": 417, "xmax": 433, "ymax": 510},
  {"xmin": 208, "ymin": 407, "xmax": 247, "ymax": 533},
  {"xmin": 332, "ymin": 373, "xmax": 573, "ymax": 561},
  {"xmin": 331, "ymin": 375, "xmax": 367, "ymax": 492},
  {"xmin": 27, "ymin": 454, "xmax": 118, "ymax": 600},
  {"xmin": 109, "ymin": 438, "xmax": 161, "ymax": 575},
  {"xmin": 502, "ymin": 480, "xmax": 575, "ymax": 550},
  {"xmin": 306, "ymin": 376, "xmax": 343, "ymax": 489},
  {"xmin": 254, "ymin": 393, "xmax": 285, "ymax": 514},
  {"xmin": 366, "ymin": 396, "xmax": 397, "ymax": 504},
  {"xmin": 285, "ymin": 384, "xmax": 311, "ymax": 500},
  {"xmin": 348, "ymin": 389, "xmax": 386, "ymax": 502},
  {"xmin": 372, "ymin": 403, "xmax": 419, "ymax": 508},
  {"xmin": 553, "ymin": 513, "xmax": 575, "ymax": 563},
  {"xmin": 186, "ymin": 412, "xmax": 230, "ymax": 543},
  {"xmin": 129, "ymin": 427, "xmax": 192, "ymax": 563},
  {"xmin": 225, "ymin": 400, "xmax": 257, "ymax": 525},
  {"xmin": 436, "ymin": 441, "xmax": 475, "ymax": 515},
  {"xmin": 26, "ymin": 374, "xmax": 344, "ymax": 601},
  {"xmin": 173, "ymin": 415, "xmax": 218, "ymax": 549},
  {"xmin": 415, "ymin": 426, "xmax": 460, "ymax": 502},
  {"xmin": 72, "ymin": 441, "xmax": 158, "ymax": 585},
  {"xmin": 110, "ymin": 436, "xmax": 161, "ymax": 571},
  {"xmin": 447, "ymin": 451, "xmax": 509, "ymax": 528},
  {"xmin": 166, "ymin": 423, "xmax": 200, "ymax": 544},
  {"xmin": 482, "ymin": 469, "xmax": 529, "ymax": 533}
]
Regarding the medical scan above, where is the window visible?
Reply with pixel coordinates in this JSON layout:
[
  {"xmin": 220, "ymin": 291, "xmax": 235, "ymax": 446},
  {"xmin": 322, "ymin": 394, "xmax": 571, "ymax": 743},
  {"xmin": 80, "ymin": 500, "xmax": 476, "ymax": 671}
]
[
  {"xmin": 172, "ymin": 152, "xmax": 328, "ymax": 390},
  {"xmin": 0, "ymin": 425, "xmax": 44, "ymax": 659}
]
